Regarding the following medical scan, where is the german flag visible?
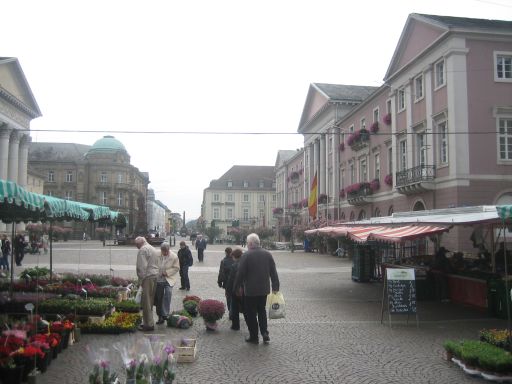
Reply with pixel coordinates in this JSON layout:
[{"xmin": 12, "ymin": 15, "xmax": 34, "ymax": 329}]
[{"xmin": 308, "ymin": 172, "xmax": 318, "ymax": 219}]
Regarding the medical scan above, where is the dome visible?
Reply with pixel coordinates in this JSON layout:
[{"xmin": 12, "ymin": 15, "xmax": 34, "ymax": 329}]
[{"xmin": 87, "ymin": 135, "xmax": 127, "ymax": 154}]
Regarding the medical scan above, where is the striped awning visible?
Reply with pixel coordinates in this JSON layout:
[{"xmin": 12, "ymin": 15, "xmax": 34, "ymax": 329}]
[
  {"xmin": 366, "ymin": 225, "xmax": 450, "ymax": 243},
  {"xmin": 497, "ymin": 205, "xmax": 512, "ymax": 220},
  {"xmin": 345, "ymin": 226, "xmax": 387, "ymax": 242},
  {"xmin": 0, "ymin": 179, "xmax": 46, "ymax": 211}
]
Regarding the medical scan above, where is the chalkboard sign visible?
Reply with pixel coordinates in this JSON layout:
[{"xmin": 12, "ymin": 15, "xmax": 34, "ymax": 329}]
[{"xmin": 386, "ymin": 268, "xmax": 416, "ymax": 314}]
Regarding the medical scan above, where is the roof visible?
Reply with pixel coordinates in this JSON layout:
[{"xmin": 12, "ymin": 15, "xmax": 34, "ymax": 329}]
[
  {"xmin": 414, "ymin": 14, "xmax": 512, "ymax": 32},
  {"xmin": 208, "ymin": 165, "xmax": 275, "ymax": 189},
  {"xmin": 275, "ymin": 150, "xmax": 298, "ymax": 168},
  {"xmin": 313, "ymin": 83, "xmax": 378, "ymax": 103},
  {"xmin": 87, "ymin": 135, "xmax": 127, "ymax": 154},
  {"xmin": 29, "ymin": 142, "xmax": 91, "ymax": 162}
]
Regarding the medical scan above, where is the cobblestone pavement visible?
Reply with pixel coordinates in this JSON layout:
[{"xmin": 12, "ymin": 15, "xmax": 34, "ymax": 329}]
[{"xmin": 20, "ymin": 239, "xmax": 506, "ymax": 383}]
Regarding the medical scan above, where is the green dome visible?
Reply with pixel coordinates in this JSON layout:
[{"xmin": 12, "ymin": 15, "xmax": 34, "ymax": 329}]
[{"xmin": 88, "ymin": 135, "xmax": 127, "ymax": 154}]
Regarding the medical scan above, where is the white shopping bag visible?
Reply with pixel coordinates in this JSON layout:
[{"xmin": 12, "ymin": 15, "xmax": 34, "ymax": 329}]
[
  {"xmin": 135, "ymin": 286, "xmax": 143, "ymax": 305},
  {"xmin": 267, "ymin": 291, "xmax": 285, "ymax": 319}
]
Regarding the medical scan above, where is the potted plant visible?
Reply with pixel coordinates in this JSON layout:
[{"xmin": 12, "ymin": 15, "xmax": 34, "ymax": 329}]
[
  {"xmin": 272, "ymin": 207, "xmax": 284, "ymax": 215},
  {"xmin": 370, "ymin": 121, "xmax": 379, "ymax": 133},
  {"xmin": 383, "ymin": 113, "xmax": 392, "ymax": 125},
  {"xmin": 384, "ymin": 174, "xmax": 393, "ymax": 186},
  {"xmin": 198, "ymin": 299, "xmax": 225, "ymax": 331}
]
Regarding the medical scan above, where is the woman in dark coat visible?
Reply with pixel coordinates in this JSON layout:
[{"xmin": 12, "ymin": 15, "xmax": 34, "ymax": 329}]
[{"xmin": 225, "ymin": 248, "xmax": 246, "ymax": 331}]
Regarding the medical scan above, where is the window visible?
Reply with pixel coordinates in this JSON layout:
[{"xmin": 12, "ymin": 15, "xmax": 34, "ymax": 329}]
[
  {"xmin": 349, "ymin": 124, "xmax": 354, "ymax": 133},
  {"xmin": 48, "ymin": 170, "xmax": 55, "ymax": 182},
  {"xmin": 438, "ymin": 121, "xmax": 448, "ymax": 164},
  {"xmin": 213, "ymin": 193, "xmax": 220, "ymax": 202},
  {"xmin": 100, "ymin": 171, "xmax": 108, "ymax": 183},
  {"xmin": 361, "ymin": 118, "xmax": 366, "ymax": 131},
  {"xmin": 272, "ymin": 194, "xmax": 276, "ymax": 202},
  {"xmin": 374, "ymin": 154, "xmax": 381, "ymax": 180},
  {"xmin": 65, "ymin": 190, "xmax": 73, "ymax": 200},
  {"xmin": 398, "ymin": 88, "xmax": 405, "ymax": 111},
  {"xmin": 373, "ymin": 108, "xmax": 379, "ymax": 123},
  {"xmin": 399, "ymin": 139, "xmax": 407, "ymax": 171},
  {"xmin": 243, "ymin": 181, "xmax": 248, "ymax": 188},
  {"xmin": 259, "ymin": 180, "xmax": 264, "ymax": 188},
  {"xmin": 243, "ymin": 208, "xmax": 249, "ymax": 220},
  {"xmin": 435, "ymin": 60, "xmax": 445, "ymax": 88},
  {"xmin": 100, "ymin": 191, "xmax": 108, "ymax": 205},
  {"xmin": 498, "ymin": 118, "xmax": 512, "ymax": 160},
  {"xmin": 226, "ymin": 208, "xmax": 233, "ymax": 219},
  {"xmin": 66, "ymin": 171, "xmax": 73, "ymax": 182},
  {"xmin": 340, "ymin": 169, "xmax": 345, "ymax": 189},
  {"xmin": 414, "ymin": 75, "xmax": 423, "ymax": 101},
  {"xmin": 259, "ymin": 209, "xmax": 264, "ymax": 219},
  {"xmin": 213, "ymin": 208, "xmax": 220, "ymax": 219},
  {"xmin": 227, "ymin": 194, "xmax": 233, "ymax": 202},
  {"xmin": 417, "ymin": 132, "xmax": 427, "ymax": 166},
  {"xmin": 259, "ymin": 194, "xmax": 265, "ymax": 202},
  {"xmin": 350, "ymin": 163, "xmax": 355, "ymax": 184},
  {"xmin": 243, "ymin": 194, "xmax": 249, "ymax": 202},
  {"xmin": 117, "ymin": 173, "xmax": 123, "ymax": 183},
  {"xmin": 359, "ymin": 158, "xmax": 367, "ymax": 182},
  {"xmin": 386, "ymin": 99, "xmax": 392, "ymax": 114},
  {"xmin": 495, "ymin": 52, "xmax": 512, "ymax": 82},
  {"xmin": 227, "ymin": 180, "xmax": 233, "ymax": 188},
  {"xmin": 328, "ymin": 136, "xmax": 333, "ymax": 154},
  {"xmin": 117, "ymin": 192, "xmax": 123, "ymax": 206}
]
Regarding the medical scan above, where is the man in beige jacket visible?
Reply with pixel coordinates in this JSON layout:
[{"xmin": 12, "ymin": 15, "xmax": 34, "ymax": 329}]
[
  {"xmin": 135, "ymin": 236, "xmax": 159, "ymax": 331},
  {"xmin": 155, "ymin": 242, "xmax": 180, "ymax": 324}
]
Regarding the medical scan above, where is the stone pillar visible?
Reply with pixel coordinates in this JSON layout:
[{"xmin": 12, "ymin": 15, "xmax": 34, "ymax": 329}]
[
  {"xmin": 8, "ymin": 130, "xmax": 20, "ymax": 183},
  {"xmin": 320, "ymin": 134, "xmax": 326, "ymax": 195},
  {"xmin": 0, "ymin": 125, "xmax": 11, "ymax": 180},
  {"xmin": 18, "ymin": 135, "xmax": 31, "ymax": 187}
]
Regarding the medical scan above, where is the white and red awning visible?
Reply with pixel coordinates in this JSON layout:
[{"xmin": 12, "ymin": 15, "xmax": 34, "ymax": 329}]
[{"xmin": 366, "ymin": 225, "xmax": 450, "ymax": 243}]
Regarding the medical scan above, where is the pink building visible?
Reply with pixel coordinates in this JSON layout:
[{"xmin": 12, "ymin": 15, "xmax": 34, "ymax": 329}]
[{"xmin": 295, "ymin": 14, "xmax": 512, "ymax": 251}]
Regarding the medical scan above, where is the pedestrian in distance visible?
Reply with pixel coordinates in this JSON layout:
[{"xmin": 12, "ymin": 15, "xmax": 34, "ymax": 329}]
[
  {"xmin": 135, "ymin": 236, "xmax": 159, "ymax": 331},
  {"xmin": 195, "ymin": 234, "xmax": 207, "ymax": 262},
  {"xmin": 0, "ymin": 235, "xmax": 10, "ymax": 272},
  {"xmin": 14, "ymin": 233, "xmax": 26, "ymax": 266},
  {"xmin": 234, "ymin": 233, "xmax": 280, "ymax": 345},
  {"xmin": 177, "ymin": 241, "xmax": 193, "ymax": 291},
  {"xmin": 226, "ymin": 247, "xmax": 247, "ymax": 331},
  {"xmin": 218, "ymin": 247, "xmax": 234, "ymax": 318},
  {"xmin": 155, "ymin": 242, "xmax": 180, "ymax": 325}
]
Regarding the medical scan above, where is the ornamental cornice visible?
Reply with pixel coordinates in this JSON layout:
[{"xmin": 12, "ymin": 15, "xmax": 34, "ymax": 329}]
[
  {"xmin": 0, "ymin": 98, "xmax": 31, "ymax": 128},
  {"xmin": 0, "ymin": 86, "xmax": 40, "ymax": 119}
]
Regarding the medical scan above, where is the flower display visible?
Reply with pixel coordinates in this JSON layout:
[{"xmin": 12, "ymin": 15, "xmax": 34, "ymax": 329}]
[
  {"xmin": 370, "ymin": 121, "xmax": 379, "ymax": 133},
  {"xmin": 182, "ymin": 295, "xmax": 201, "ymax": 305},
  {"xmin": 346, "ymin": 129, "xmax": 370, "ymax": 148},
  {"xmin": 370, "ymin": 179, "xmax": 380, "ymax": 191},
  {"xmin": 383, "ymin": 113, "xmax": 392, "ymax": 125},
  {"xmin": 86, "ymin": 346, "xmax": 118, "ymax": 384},
  {"xmin": 198, "ymin": 299, "xmax": 225, "ymax": 324},
  {"xmin": 80, "ymin": 312, "xmax": 141, "ymax": 334},
  {"xmin": 339, "ymin": 189, "xmax": 346, "ymax": 198},
  {"xmin": 384, "ymin": 174, "xmax": 393, "ymax": 186},
  {"xmin": 272, "ymin": 207, "xmax": 284, "ymax": 215},
  {"xmin": 183, "ymin": 300, "xmax": 198, "ymax": 317}
]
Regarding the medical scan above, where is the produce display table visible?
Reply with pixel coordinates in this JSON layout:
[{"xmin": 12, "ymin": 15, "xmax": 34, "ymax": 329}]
[{"xmin": 446, "ymin": 274, "xmax": 487, "ymax": 310}]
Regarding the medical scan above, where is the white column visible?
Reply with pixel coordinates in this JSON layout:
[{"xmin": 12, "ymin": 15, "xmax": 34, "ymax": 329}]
[
  {"xmin": 424, "ymin": 66, "xmax": 434, "ymax": 166},
  {"xmin": 0, "ymin": 125, "xmax": 11, "ymax": 180},
  {"xmin": 7, "ymin": 130, "xmax": 20, "ymax": 182},
  {"xmin": 320, "ymin": 134, "xmax": 326, "ymax": 195},
  {"xmin": 18, "ymin": 135, "xmax": 31, "ymax": 187},
  {"xmin": 314, "ymin": 139, "xmax": 320, "ymax": 181},
  {"xmin": 333, "ymin": 128, "xmax": 341, "ymax": 218}
]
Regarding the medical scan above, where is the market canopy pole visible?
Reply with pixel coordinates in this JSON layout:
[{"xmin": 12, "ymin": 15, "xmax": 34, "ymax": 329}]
[{"xmin": 496, "ymin": 205, "xmax": 512, "ymax": 347}]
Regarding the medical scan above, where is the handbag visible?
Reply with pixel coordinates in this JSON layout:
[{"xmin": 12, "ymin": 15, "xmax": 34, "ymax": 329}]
[{"xmin": 267, "ymin": 291, "xmax": 285, "ymax": 319}]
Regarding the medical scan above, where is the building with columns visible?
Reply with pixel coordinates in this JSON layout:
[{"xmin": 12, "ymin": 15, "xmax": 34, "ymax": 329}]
[
  {"xmin": 0, "ymin": 57, "xmax": 42, "ymax": 232},
  {"xmin": 291, "ymin": 14, "xmax": 512, "ymax": 252}
]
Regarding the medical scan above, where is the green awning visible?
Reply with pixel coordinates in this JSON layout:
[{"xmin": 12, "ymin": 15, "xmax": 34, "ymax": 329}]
[
  {"xmin": 42, "ymin": 196, "xmax": 90, "ymax": 221},
  {"xmin": 0, "ymin": 179, "xmax": 46, "ymax": 222},
  {"xmin": 497, "ymin": 205, "xmax": 512, "ymax": 220},
  {"xmin": 77, "ymin": 202, "xmax": 114, "ymax": 221}
]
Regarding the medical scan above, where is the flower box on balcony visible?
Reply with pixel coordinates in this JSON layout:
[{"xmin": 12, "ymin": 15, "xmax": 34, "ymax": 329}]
[
  {"xmin": 347, "ymin": 129, "xmax": 370, "ymax": 150},
  {"xmin": 318, "ymin": 194, "xmax": 328, "ymax": 204},
  {"xmin": 384, "ymin": 174, "xmax": 393, "ymax": 186},
  {"xmin": 370, "ymin": 179, "xmax": 380, "ymax": 191},
  {"xmin": 272, "ymin": 207, "xmax": 284, "ymax": 215},
  {"xmin": 383, "ymin": 113, "xmax": 392, "ymax": 125},
  {"xmin": 290, "ymin": 171, "xmax": 300, "ymax": 184},
  {"xmin": 339, "ymin": 189, "xmax": 346, "ymax": 199},
  {"xmin": 370, "ymin": 121, "xmax": 379, "ymax": 134}
]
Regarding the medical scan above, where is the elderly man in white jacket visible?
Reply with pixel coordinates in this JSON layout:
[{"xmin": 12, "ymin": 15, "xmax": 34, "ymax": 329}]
[
  {"xmin": 155, "ymin": 242, "xmax": 180, "ymax": 324},
  {"xmin": 135, "ymin": 236, "xmax": 159, "ymax": 331}
]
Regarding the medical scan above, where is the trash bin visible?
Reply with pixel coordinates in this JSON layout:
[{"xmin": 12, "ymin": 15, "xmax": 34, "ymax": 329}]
[{"xmin": 488, "ymin": 278, "xmax": 512, "ymax": 319}]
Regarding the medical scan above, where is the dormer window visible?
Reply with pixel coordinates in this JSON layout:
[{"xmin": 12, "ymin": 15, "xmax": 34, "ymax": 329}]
[
  {"xmin": 243, "ymin": 181, "xmax": 248, "ymax": 188},
  {"xmin": 259, "ymin": 180, "xmax": 264, "ymax": 188},
  {"xmin": 227, "ymin": 180, "xmax": 233, "ymax": 188}
]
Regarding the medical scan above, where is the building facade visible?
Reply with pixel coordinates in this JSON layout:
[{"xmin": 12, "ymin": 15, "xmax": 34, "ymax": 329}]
[
  {"xmin": 28, "ymin": 136, "xmax": 150, "ymax": 236},
  {"xmin": 0, "ymin": 57, "xmax": 42, "ymax": 232},
  {"xmin": 201, "ymin": 165, "xmax": 277, "ymax": 239},
  {"xmin": 147, "ymin": 188, "xmax": 167, "ymax": 236},
  {"xmin": 292, "ymin": 14, "xmax": 512, "ymax": 251}
]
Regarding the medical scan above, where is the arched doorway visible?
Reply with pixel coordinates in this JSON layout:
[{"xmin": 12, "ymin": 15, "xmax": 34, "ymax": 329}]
[
  {"xmin": 413, "ymin": 200, "xmax": 426, "ymax": 211},
  {"xmin": 388, "ymin": 206, "xmax": 394, "ymax": 216},
  {"xmin": 358, "ymin": 210, "xmax": 367, "ymax": 220},
  {"xmin": 374, "ymin": 208, "xmax": 381, "ymax": 218}
]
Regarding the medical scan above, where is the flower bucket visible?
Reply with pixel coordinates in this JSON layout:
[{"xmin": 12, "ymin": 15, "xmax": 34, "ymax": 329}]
[
  {"xmin": 0, "ymin": 365, "xmax": 24, "ymax": 384},
  {"xmin": 205, "ymin": 321, "xmax": 218, "ymax": 331}
]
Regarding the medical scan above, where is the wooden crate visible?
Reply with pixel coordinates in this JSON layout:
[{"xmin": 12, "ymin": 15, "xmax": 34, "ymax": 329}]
[{"xmin": 176, "ymin": 338, "xmax": 197, "ymax": 363}]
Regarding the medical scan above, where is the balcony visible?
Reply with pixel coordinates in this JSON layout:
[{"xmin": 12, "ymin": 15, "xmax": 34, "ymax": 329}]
[
  {"xmin": 347, "ymin": 129, "xmax": 370, "ymax": 151},
  {"xmin": 346, "ymin": 184, "xmax": 374, "ymax": 206},
  {"xmin": 395, "ymin": 165, "xmax": 436, "ymax": 195}
]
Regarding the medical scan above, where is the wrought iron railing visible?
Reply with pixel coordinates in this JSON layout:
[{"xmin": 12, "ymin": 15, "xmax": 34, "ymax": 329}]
[{"xmin": 395, "ymin": 165, "xmax": 435, "ymax": 187}]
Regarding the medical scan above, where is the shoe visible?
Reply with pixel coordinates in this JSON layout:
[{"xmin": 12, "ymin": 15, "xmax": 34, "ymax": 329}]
[
  {"xmin": 156, "ymin": 318, "xmax": 165, "ymax": 325},
  {"xmin": 262, "ymin": 333, "xmax": 270, "ymax": 344},
  {"xmin": 137, "ymin": 325, "xmax": 154, "ymax": 332},
  {"xmin": 230, "ymin": 326, "xmax": 240, "ymax": 331},
  {"xmin": 245, "ymin": 337, "xmax": 259, "ymax": 345},
  {"xmin": 179, "ymin": 287, "xmax": 185, "ymax": 290},
  {"xmin": 186, "ymin": 288, "xmax": 190, "ymax": 291}
]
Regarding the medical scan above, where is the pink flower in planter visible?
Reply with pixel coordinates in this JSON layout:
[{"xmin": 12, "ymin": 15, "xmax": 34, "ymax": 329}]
[
  {"xmin": 383, "ymin": 113, "xmax": 391, "ymax": 125},
  {"xmin": 339, "ymin": 189, "xmax": 346, "ymax": 198},
  {"xmin": 384, "ymin": 174, "xmax": 393, "ymax": 186},
  {"xmin": 369, "ymin": 179, "xmax": 380, "ymax": 191},
  {"xmin": 370, "ymin": 121, "xmax": 379, "ymax": 133}
]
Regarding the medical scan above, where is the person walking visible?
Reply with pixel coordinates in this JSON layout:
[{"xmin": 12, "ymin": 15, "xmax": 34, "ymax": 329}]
[
  {"xmin": 218, "ymin": 247, "xmax": 234, "ymax": 318},
  {"xmin": 177, "ymin": 241, "xmax": 193, "ymax": 291},
  {"xmin": 195, "ymin": 234, "xmax": 207, "ymax": 262},
  {"xmin": 1, "ymin": 235, "xmax": 10, "ymax": 272},
  {"xmin": 14, "ymin": 233, "xmax": 26, "ymax": 266},
  {"xmin": 135, "ymin": 236, "xmax": 159, "ymax": 331},
  {"xmin": 226, "ymin": 247, "xmax": 246, "ymax": 331},
  {"xmin": 234, "ymin": 233, "xmax": 280, "ymax": 345},
  {"xmin": 155, "ymin": 242, "xmax": 180, "ymax": 325}
]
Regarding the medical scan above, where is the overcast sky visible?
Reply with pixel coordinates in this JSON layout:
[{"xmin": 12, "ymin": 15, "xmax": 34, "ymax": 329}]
[{"xmin": 2, "ymin": 0, "xmax": 510, "ymax": 220}]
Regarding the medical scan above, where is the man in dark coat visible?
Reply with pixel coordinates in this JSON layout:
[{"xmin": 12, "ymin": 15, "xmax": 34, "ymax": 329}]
[
  {"xmin": 218, "ymin": 247, "xmax": 234, "ymax": 318},
  {"xmin": 195, "ymin": 235, "xmax": 207, "ymax": 262},
  {"xmin": 177, "ymin": 241, "xmax": 193, "ymax": 290},
  {"xmin": 14, "ymin": 234, "xmax": 26, "ymax": 266},
  {"xmin": 234, "ymin": 233, "xmax": 279, "ymax": 345}
]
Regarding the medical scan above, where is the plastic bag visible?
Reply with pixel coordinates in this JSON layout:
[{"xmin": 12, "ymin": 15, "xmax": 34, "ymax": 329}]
[
  {"xmin": 135, "ymin": 286, "xmax": 143, "ymax": 305},
  {"xmin": 267, "ymin": 291, "xmax": 285, "ymax": 319}
]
